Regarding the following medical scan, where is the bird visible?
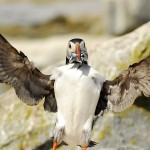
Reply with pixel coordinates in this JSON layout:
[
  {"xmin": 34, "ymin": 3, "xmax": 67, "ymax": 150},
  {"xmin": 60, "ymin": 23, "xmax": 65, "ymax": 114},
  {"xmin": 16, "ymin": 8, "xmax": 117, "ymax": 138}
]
[{"xmin": 0, "ymin": 34, "xmax": 150, "ymax": 150}]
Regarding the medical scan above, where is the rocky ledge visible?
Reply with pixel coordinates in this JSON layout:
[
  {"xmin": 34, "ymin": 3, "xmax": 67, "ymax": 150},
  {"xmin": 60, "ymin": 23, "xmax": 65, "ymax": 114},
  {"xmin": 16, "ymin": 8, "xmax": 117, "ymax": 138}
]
[{"xmin": 0, "ymin": 22, "xmax": 150, "ymax": 150}]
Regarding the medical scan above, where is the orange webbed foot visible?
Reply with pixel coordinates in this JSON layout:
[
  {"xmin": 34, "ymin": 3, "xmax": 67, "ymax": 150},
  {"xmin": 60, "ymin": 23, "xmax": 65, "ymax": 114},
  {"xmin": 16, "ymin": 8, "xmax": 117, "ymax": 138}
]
[
  {"xmin": 82, "ymin": 146, "xmax": 87, "ymax": 150},
  {"xmin": 53, "ymin": 141, "xmax": 57, "ymax": 150}
]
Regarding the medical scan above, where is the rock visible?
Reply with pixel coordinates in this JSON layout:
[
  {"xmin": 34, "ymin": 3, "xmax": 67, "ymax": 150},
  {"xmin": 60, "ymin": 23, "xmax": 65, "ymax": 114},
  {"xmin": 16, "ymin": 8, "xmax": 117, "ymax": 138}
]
[
  {"xmin": 0, "ymin": 34, "xmax": 108, "ymax": 94},
  {"xmin": 0, "ymin": 89, "xmax": 56, "ymax": 150},
  {"xmin": 0, "ymin": 2, "xmax": 103, "ymax": 37},
  {"xmin": 0, "ymin": 2, "xmax": 100, "ymax": 26},
  {"xmin": 4, "ymin": 34, "xmax": 107, "ymax": 69},
  {"xmin": 102, "ymin": 0, "xmax": 150, "ymax": 35},
  {"xmin": 0, "ymin": 22, "xmax": 150, "ymax": 150},
  {"xmin": 90, "ymin": 22, "xmax": 150, "ymax": 80},
  {"xmin": 89, "ymin": 22, "xmax": 150, "ymax": 149},
  {"xmin": 91, "ymin": 104, "xmax": 150, "ymax": 150}
]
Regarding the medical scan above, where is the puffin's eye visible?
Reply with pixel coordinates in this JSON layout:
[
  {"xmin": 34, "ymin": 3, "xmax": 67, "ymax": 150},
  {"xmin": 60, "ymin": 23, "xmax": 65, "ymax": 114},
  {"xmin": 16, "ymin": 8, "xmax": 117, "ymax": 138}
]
[{"xmin": 68, "ymin": 43, "xmax": 71, "ymax": 49}]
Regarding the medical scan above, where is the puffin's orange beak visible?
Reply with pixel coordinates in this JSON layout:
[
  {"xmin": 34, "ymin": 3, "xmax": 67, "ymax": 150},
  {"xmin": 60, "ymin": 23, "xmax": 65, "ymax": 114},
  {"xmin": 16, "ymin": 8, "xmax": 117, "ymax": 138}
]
[{"xmin": 75, "ymin": 43, "xmax": 81, "ymax": 60}]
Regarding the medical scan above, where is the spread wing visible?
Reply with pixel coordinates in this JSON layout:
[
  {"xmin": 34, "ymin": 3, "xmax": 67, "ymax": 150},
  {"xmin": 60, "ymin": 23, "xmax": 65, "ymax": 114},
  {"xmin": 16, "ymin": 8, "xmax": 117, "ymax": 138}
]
[
  {"xmin": 95, "ymin": 56, "xmax": 150, "ymax": 115},
  {"xmin": 0, "ymin": 34, "xmax": 57, "ymax": 112}
]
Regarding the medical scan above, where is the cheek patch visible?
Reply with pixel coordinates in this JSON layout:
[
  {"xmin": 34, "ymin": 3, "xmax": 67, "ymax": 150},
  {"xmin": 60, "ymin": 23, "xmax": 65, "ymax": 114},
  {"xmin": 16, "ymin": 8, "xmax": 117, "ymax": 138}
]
[{"xmin": 66, "ymin": 48, "xmax": 72, "ymax": 58}]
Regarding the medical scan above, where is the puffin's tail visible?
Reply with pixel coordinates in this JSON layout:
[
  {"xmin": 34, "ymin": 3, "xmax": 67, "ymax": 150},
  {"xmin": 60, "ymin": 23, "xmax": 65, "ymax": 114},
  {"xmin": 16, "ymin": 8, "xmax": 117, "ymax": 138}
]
[{"xmin": 88, "ymin": 140, "xmax": 98, "ymax": 147}]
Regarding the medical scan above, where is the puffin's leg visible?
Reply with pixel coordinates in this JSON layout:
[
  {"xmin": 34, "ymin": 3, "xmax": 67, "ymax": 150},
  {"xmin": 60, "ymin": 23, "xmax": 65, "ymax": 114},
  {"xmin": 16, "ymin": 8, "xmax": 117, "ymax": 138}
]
[
  {"xmin": 53, "ymin": 113, "xmax": 65, "ymax": 150},
  {"xmin": 53, "ymin": 128, "xmax": 64, "ymax": 150},
  {"xmin": 81, "ymin": 116, "xmax": 93, "ymax": 150},
  {"xmin": 53, "ymin": 141, "xmax": 58, "ymax": 150}
]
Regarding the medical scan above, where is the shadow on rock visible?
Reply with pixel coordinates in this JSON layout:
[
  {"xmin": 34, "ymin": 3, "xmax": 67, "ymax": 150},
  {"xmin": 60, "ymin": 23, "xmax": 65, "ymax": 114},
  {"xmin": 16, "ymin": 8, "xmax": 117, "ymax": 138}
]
[
  {"xmin": 33, "ymin": 138, "xmax": 67, "ymax": 150},
  {"xmin": 135, "ymin": 96, "xmax": 150, "ymax": 111},
  {"xmin": 33, "ymin": 138, "xmax": 53, "ymax": 150}
]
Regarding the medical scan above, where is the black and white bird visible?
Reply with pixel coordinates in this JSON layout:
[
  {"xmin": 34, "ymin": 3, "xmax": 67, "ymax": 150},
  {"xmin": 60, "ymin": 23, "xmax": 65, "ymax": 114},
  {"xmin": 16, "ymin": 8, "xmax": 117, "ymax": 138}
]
[{"xmin": 0, "ymin": 34, "xmax": 150, "ymax": 150}]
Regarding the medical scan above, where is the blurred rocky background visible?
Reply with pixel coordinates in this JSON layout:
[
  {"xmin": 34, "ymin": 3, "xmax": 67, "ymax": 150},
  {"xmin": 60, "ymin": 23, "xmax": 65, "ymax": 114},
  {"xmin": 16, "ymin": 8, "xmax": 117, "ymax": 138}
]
[
  {"xmin": 0, "ymin": 0, "xmax": 150, "ymax": 37},
  {"xmin": 0, "ymin": 0, "xmax": 150, "ymax": 150}
]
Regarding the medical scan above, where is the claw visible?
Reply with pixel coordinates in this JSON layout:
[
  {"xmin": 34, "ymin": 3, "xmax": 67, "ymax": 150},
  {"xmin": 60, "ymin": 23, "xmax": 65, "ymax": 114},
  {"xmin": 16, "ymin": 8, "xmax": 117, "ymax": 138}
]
[{"xmin": 53, "ymin": 141, "xmax": 57, "ymax": 150}]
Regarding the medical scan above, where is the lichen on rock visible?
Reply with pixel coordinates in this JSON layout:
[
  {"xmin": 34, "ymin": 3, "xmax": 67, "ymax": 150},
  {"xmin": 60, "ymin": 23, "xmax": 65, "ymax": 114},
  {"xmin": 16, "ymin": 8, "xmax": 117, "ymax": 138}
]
[
  {"xmin": 90, "ymin": 22, "xmax": 150, "ymax": 80},
  {"xmin": 0, "ymin": 22, "xmax": 150, "ymax": 150},
  {"xmin": 90, "ymin": 22, "xmax": 150, "ymax": 149}
]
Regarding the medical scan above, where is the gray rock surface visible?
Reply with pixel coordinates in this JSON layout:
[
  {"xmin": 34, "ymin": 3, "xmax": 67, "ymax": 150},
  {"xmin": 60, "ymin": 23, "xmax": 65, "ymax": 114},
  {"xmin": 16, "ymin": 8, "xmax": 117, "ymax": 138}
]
[
  {"xmin": 0, "ymin": 1, "xmax": 101, "ymax": 26},
  {"xmin": 102, "ymin": 0, "xmax": 150, "ymax": 35},
  {"xmin": 0, "ymin": 22, "xmax": 150, "ymax": 150},
  {"xmin": 0, "ymin": 89, "xmax": 56, "ymax": 150},
  {"xmin": 89, "ymin": 22, "xmax": 150, "ymax": 150},
  {"xmin": 90, "ymin": 22, "xmax": 150, "ymax": 80}
]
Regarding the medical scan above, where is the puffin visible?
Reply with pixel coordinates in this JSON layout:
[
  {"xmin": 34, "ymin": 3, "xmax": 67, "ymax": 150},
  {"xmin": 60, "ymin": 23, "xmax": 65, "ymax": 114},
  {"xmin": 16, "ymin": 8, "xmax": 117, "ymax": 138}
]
[{"xmin": 0, "ymin": 34, "xmax": 150, "ymax": 150}]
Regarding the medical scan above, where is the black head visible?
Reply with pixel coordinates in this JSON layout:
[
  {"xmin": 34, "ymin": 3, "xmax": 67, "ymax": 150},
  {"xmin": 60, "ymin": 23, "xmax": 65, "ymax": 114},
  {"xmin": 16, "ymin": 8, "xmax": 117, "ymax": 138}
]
[{"xmin": 66, "ymin": 38, "xmax": 88, "ymax": 65}]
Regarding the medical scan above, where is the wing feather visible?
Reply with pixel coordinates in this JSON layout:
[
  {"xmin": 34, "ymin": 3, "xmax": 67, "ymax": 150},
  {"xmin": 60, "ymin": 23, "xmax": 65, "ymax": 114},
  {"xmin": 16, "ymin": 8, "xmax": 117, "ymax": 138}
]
[
  {"xmin": 96, "ymin": 57, "xmax": 150, "ymax": 115},
  {"xmin": 0, "ymin": 34, "xmax": 57, "ymax": 112}
]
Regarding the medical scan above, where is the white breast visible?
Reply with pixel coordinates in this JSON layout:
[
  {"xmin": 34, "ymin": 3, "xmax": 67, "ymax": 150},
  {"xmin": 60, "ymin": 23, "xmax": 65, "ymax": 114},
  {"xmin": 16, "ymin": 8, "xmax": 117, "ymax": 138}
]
[{"xmin": 51, "ymin": 63, "xmax": 105, "ymax": 146}]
